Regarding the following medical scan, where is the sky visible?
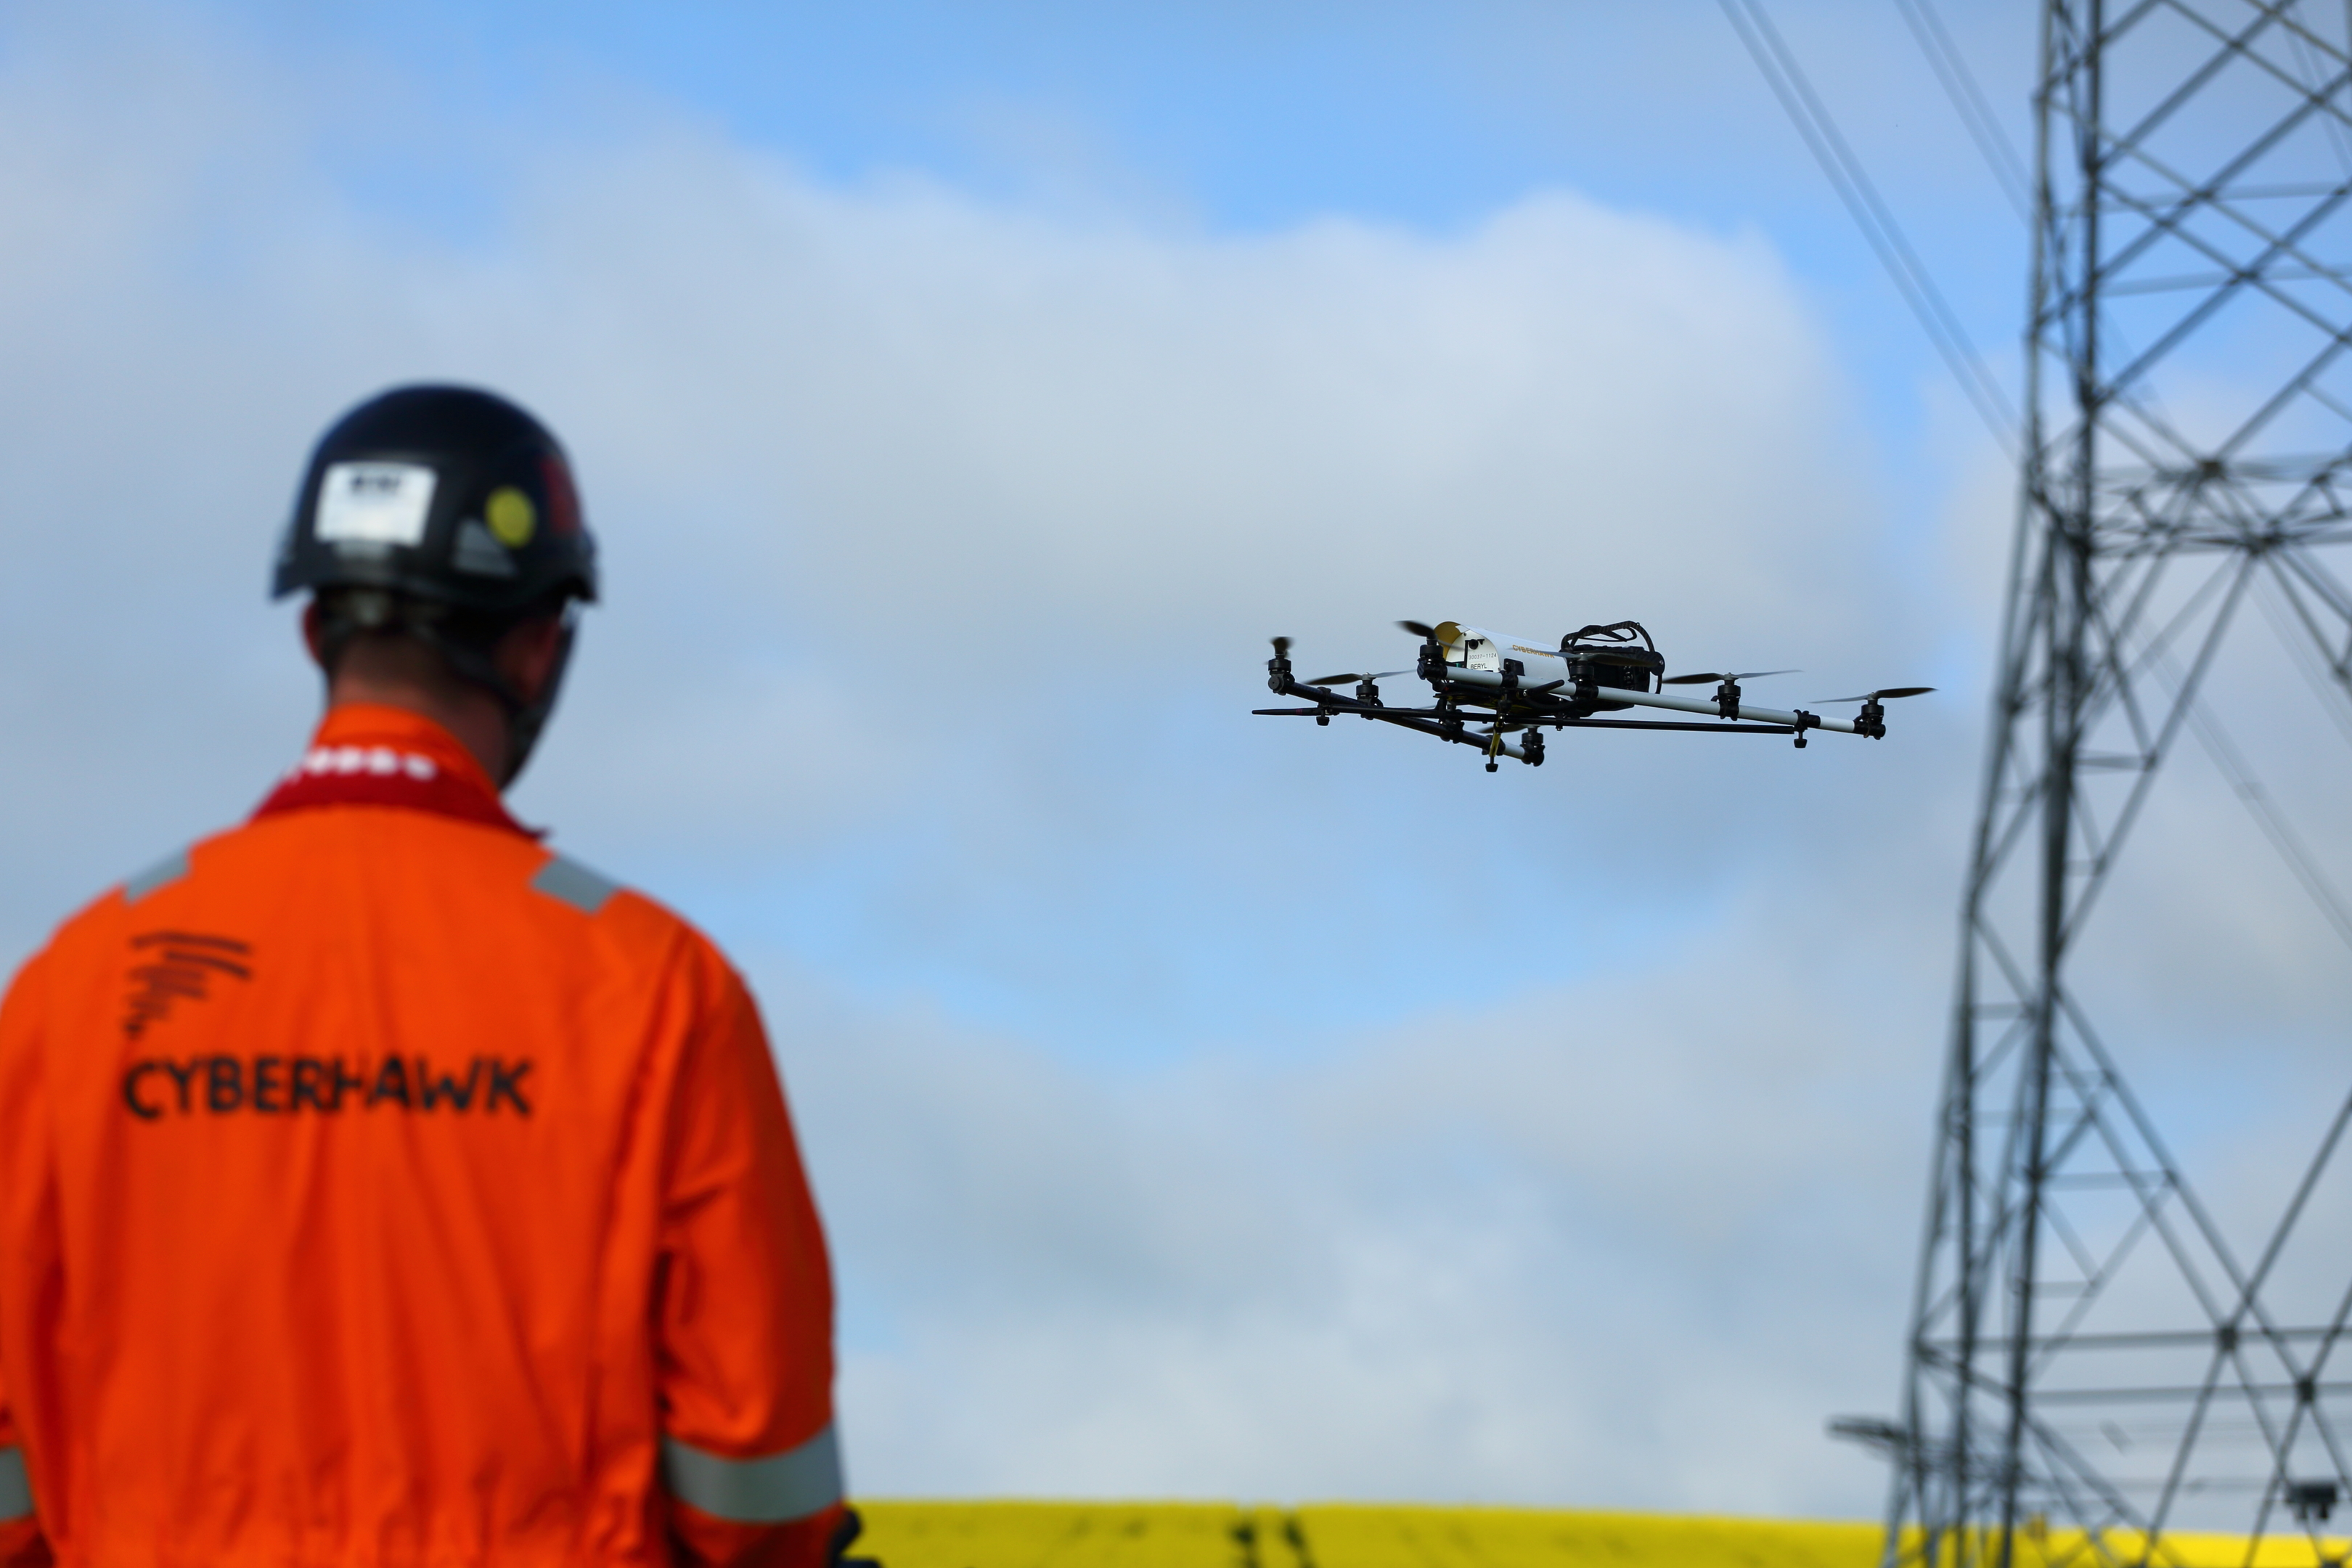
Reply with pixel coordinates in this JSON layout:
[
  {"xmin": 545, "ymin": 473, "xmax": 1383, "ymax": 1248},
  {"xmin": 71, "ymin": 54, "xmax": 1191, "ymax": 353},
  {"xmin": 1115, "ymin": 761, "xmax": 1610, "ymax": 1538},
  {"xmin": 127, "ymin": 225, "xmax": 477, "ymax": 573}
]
[{"xmin": 3, "ymin": 0, "xmax": 2351, "ymax": 1524}]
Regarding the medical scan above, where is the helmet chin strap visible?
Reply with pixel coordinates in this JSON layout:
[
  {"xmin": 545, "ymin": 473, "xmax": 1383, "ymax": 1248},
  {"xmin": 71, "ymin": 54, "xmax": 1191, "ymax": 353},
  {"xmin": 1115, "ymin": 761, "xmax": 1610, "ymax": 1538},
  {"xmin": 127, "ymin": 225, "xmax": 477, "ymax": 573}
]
[
  {"xmin": 497, "ymin": 609, "xmax": 578, "ymax": 787},
  {"xmin": 411, "ymin": 604, "xmax": 579, "ymax": 788},
  {"xmin": 318, "ymin": 592, "xmax": 579, "ymax": 788}
]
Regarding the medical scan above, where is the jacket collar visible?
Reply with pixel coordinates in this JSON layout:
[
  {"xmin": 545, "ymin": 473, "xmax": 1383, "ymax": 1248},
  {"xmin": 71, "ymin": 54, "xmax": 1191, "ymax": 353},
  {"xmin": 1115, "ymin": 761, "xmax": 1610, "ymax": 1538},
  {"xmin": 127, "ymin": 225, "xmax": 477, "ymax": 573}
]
[{"xmin": 253, "ymin": 704, "xmax": 537, "ymax": 839}]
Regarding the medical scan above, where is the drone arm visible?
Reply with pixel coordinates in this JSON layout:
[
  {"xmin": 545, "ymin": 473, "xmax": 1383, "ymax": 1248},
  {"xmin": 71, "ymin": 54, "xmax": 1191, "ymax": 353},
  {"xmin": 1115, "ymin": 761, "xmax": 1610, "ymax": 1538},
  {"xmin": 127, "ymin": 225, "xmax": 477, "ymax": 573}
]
[
  {"xmin": 1434, "ymin": 667, "xmax": 1861, "ymax": 735},
  {"xmin": 1363, "ymin": 707, "xmax": 1528, "ymax": 760}
]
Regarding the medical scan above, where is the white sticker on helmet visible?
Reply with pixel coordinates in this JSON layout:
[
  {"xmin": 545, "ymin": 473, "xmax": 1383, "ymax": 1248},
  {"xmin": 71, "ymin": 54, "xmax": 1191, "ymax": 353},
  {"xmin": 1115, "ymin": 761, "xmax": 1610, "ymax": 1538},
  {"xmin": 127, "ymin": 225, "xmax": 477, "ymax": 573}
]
[{"xmin": 316, "ymin": 462, "xmax": 436, "ymax": 547}]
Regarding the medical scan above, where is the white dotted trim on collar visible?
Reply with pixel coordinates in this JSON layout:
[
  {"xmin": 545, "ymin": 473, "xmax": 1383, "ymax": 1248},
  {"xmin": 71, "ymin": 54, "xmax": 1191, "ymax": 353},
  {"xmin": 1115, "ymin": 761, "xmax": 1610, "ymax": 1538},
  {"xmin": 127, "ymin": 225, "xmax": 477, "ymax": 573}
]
[{"xmin": 288, "ymin": 746, "xmax": 440, "ymax": 783}]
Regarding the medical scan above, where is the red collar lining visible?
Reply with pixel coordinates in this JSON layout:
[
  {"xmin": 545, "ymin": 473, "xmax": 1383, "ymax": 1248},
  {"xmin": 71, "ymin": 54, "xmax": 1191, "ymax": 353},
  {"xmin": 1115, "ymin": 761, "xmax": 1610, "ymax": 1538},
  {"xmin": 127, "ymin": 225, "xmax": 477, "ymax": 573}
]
[{"xmin": 253, "ymin": 740, "xmax": 538, "ymax": 839}]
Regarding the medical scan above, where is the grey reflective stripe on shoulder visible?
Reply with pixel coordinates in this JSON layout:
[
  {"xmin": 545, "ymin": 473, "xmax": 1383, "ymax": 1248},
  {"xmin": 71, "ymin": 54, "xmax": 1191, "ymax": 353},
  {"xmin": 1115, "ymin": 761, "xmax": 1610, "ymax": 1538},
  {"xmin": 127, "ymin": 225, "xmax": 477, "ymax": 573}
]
[
  {"xmin": 0, "ymin": 1445, "xmax": 30, "ymax": 1522},
  {"xmin": 529, "ymin": 854, "xmax": 618, "ymax": 916},
  {"xmin": 661, "ymin": 1424, "xmax": 844, "ymax": 1524},
  {"xmin": 122, "ymin": 846, "xmax": 191, "ymax": 905}
]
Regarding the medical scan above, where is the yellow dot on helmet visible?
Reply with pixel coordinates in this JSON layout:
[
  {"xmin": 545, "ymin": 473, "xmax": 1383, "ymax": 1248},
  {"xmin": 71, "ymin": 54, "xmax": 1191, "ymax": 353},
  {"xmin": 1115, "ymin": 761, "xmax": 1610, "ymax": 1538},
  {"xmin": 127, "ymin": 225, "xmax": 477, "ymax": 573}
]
[{"xmin": 486, "ymin": 487, "xmax": 537, "ymax": 548}]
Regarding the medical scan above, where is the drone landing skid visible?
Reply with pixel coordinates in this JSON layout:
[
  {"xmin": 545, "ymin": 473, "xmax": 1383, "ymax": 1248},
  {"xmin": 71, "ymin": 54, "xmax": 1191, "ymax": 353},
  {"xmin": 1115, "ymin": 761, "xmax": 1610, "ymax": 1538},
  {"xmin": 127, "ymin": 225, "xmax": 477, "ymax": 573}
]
[
  {"xmin": 1253, "ymin": 704, "xmax": 1794, "ymax": 737},
  {"xmin": 1251, "ymin": 698, "xmax": 1799, "ymax": 769}
]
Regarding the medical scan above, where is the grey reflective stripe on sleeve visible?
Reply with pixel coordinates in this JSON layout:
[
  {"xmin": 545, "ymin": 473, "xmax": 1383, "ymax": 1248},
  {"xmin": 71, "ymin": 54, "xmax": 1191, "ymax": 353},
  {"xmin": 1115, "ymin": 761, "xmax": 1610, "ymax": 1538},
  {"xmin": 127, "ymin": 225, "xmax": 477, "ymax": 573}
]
[
  {"xmin": 661, "ymin": 1424, "xmax": 844, "ymax": 1524},
  {"xmin": 122, "ymin": 846, "xmax": 190, "ymax": 904},
  {"xmin": 0, "ymin": 1445, "xmax": 30, "ymax": 1522},
  {"xmin": 529, "ymin": 854, "xmax": 618, "ymax": 916}
]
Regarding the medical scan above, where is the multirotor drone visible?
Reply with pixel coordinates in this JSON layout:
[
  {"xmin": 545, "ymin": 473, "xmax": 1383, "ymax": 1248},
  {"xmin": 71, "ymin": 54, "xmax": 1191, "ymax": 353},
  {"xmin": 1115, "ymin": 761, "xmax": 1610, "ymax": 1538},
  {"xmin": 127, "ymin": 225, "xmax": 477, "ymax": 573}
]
[{"xmin": 1257, "ymin": 620, "xmax": 1930, "ymax": 771}]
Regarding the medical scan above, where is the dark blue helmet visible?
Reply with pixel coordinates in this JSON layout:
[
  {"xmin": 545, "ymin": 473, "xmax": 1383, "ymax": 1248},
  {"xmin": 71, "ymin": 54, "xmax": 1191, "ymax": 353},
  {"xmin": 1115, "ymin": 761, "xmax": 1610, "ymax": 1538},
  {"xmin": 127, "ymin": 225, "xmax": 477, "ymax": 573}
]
[{"xmin": 274, "ymin": 384, "xmax": 597, "ymax": 613}]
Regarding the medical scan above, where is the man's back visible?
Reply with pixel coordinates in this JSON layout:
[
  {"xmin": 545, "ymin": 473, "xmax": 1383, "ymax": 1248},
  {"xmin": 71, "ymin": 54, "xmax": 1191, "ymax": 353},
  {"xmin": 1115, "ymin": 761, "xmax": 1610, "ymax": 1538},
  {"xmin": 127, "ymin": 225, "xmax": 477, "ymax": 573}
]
[{"xmin": 0, "ymin": 705, "xmax": 841, "ymax": 1567}]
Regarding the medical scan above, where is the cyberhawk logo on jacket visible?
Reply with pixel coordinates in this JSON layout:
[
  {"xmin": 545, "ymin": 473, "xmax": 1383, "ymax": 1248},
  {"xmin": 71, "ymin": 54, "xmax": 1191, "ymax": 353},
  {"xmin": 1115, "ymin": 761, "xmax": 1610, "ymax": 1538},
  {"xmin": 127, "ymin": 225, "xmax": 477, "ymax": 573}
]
[
  {"xmin": 121, "ymin": 1054, "xmax": 534, "ymax": 1119},
  {"xmin": 123, "ymin": 931, "xmax": 252, "ymax": 1040}
]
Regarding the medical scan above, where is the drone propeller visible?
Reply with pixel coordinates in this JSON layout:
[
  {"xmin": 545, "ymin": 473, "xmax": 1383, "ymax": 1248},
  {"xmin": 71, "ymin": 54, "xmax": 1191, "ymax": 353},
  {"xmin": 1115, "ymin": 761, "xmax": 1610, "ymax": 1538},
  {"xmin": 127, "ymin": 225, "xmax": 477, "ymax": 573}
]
[
  {"xmin": 1305, "ymin": 669, "xmax": 1410, "ymax": 687},
  {"xmin": 1662, "ymin": 669, "xmax": 1797, "ymax": 685},
  {"xmin": 1399, "ymin": 620, "xmax": 1437, "ymax": 640},
  {"xmin": 1817, "ymin": 687, "xmax": 1935, "ymax": 703},
  {"xmin": 1271, "ymin": 635, "xmax": 1293, "ymax": 657}
]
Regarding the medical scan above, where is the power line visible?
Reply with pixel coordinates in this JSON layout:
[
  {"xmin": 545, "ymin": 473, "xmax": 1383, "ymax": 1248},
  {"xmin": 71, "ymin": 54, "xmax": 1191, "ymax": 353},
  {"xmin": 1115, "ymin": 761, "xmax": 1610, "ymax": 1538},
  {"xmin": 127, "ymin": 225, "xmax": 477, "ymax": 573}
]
[
  {"xmin": 1890, "ymin": 0, "xmax": 2036, "ymax": 221},
  {"xmin": 1717, "ymin": 0, "xmax": 2020, "ymax": 453},
  {"xmin": 2148, "ymin": 642, "xmax": 2352, "ymax": 959},
  {"xmin": 1895, "ymin": 0, "xmax": 2198, "ymax": 466}
]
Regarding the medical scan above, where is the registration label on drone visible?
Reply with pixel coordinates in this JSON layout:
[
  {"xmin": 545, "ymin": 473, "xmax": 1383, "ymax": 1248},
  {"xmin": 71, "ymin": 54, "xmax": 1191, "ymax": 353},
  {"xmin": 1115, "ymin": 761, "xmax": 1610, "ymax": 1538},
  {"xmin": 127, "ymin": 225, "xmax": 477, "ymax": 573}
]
[{"xmin": 316, "ymin": 462, "xmax": 436, "ymax": 547}]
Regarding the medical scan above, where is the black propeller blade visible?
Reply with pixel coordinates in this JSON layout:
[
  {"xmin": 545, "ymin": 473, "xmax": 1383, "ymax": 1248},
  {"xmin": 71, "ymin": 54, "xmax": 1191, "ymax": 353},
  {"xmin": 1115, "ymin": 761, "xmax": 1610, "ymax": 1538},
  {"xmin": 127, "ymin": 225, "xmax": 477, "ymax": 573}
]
[
  {"xmin": 1662, "ymin": 669, "xmax": 1797, "ymax": 685},
  {"xmin": 1399, "ymin": 620, "xmax": 1437, "ymax": 639},
  {"xmin": 1305, "ymin": 669, "xmax": 1410, "ymax": 687},
  {"xmin": 1817, "ymin": 687, "xmax": 1935, "ymax": 703},
  {"xmin": 1271, "ymin": 635, "xmax": 1293, "ymax": 657}
]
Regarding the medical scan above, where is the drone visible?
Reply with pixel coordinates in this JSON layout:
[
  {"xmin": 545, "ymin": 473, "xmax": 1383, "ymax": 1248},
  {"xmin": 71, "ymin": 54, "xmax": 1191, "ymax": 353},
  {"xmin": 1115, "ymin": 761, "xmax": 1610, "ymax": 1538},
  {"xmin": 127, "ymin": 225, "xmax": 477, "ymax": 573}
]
[{"xmin": 1256, "ymin": 619, "xmax": 1930, "ymax": 771}]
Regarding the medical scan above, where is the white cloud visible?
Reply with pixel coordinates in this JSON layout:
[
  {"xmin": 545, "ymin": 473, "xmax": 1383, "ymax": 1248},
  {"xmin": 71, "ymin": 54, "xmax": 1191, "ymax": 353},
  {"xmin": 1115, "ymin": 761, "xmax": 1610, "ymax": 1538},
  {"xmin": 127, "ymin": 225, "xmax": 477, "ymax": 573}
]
[{"xmin": 771, "ymin": 930, "xmax": 1931, "ymax": 1511}]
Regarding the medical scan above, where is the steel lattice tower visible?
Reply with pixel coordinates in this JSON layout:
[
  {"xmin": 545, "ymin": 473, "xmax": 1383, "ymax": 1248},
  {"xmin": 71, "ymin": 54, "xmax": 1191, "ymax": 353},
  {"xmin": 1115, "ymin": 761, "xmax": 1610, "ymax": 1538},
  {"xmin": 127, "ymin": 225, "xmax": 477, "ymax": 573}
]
[{"xmin": 1886, "ymin": 1, "xmax": 2352, "ymax": 1564}]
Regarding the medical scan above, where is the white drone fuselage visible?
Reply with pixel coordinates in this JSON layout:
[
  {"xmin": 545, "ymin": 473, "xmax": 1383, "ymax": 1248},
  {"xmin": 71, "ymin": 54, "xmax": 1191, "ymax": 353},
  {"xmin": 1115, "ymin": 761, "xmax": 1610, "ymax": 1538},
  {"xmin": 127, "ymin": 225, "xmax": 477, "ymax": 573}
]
[{"xmin": 1434, "ymin": 622, "xmax": 1860, "ymax": 736}]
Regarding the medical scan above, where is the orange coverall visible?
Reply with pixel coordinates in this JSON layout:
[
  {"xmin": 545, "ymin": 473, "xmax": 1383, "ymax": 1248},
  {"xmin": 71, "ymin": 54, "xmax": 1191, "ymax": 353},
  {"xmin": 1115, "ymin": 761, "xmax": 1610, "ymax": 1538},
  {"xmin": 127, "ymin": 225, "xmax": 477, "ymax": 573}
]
[{"xmin": 0, "ymin": 704, "xmax": 845, "ymax": 1568}]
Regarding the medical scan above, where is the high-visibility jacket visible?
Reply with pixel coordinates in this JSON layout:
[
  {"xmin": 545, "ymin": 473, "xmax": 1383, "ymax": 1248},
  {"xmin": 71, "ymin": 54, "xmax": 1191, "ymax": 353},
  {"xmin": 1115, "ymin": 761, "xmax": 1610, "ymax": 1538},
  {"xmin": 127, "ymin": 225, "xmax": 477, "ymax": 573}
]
[{"xmin": 0, "ymin": 703, "xmax": 844, "ymax": 1568}]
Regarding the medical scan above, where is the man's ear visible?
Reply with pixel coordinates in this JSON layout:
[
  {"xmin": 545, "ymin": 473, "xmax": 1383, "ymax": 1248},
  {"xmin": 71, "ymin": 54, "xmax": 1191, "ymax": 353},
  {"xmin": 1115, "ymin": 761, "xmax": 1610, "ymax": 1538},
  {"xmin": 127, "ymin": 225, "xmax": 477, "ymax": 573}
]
[
  {"xmin": 496, "ymin": 615, "xmax": 567, "ymax": 705},
  {"xmin": 301, "ymin": 600, "xmax": 327, "ymax": 669}
]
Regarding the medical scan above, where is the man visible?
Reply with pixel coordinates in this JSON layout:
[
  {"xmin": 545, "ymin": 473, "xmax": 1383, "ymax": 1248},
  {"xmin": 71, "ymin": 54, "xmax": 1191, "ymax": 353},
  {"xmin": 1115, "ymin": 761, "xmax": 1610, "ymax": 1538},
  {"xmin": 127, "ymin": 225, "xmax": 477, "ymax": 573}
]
[{"xmin": 0, "ymin": 386, "xmax": 852, "ymax": 1568}]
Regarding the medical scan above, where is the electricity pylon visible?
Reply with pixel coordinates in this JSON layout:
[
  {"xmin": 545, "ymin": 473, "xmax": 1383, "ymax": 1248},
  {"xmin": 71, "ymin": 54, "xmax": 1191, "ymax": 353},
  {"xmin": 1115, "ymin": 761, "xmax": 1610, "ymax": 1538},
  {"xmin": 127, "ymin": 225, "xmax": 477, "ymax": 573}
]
[{"xmin": 1887, "ymin": 2, "xmax": 2352, "ymax": 1564}]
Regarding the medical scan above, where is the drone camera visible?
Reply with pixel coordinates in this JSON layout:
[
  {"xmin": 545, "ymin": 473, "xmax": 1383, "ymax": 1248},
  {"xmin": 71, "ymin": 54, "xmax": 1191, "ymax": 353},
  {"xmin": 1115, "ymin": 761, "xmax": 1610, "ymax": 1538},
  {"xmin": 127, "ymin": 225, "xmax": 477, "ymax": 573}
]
[
  {"xmin": 1558, "ymin": 623, "xmax": 1665, "ymax": 715},
  {"xmin": 1564, "ymin": 650, "xmax": 1660, "ymax": 713}
]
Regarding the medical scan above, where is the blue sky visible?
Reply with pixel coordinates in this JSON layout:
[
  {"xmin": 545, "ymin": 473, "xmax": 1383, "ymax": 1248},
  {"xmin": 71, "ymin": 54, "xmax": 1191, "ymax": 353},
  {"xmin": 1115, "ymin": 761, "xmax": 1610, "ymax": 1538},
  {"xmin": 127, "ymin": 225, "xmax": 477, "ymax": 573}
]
[
  {"xmin": 7, "ymin": 0, "xmax": 2348, "ymax": 1521},
  {"xmin": 168, "ymin": 0, "xmax": 2038, "ymax": 457}
]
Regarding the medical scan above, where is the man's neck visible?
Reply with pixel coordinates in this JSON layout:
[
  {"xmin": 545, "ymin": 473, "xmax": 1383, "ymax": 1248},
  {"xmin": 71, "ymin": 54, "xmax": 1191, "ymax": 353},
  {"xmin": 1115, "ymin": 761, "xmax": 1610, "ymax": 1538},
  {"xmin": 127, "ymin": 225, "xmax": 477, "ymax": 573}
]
[{"xmin": 324, "ymin": 679, "xmax": 510, "ymax": 785}]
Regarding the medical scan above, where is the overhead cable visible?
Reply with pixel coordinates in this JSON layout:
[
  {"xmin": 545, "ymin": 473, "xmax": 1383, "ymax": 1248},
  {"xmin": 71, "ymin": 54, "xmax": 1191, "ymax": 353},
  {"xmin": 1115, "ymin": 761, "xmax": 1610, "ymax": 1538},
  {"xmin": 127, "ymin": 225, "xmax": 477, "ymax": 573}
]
[
  {"xmin": 2278, "ymin": 4, "xmax": 2352, "ymax": 179},
  {"xmin": 1890, "ymin": 0, "xmax": 2192, "ymax": 462},
  {"xmin": 1717, "ymin": 0, "xmax": 2021, "ymax": 454},
  {"xmin": 2147, "ymin": 638, "xmax": 2352, "ymax": 959},
  {"xmin": 1890, "ymin": 0, "xmax": 2035, "ymax": 221}
]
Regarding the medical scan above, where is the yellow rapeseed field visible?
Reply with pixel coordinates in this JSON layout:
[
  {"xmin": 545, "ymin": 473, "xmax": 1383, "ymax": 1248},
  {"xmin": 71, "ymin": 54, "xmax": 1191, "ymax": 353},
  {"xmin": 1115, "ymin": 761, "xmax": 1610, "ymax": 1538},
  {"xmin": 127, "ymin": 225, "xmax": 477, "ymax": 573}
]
[{"xmin": 852, "ymin": 1500, "xmax": 2352, "ymax": 1568}]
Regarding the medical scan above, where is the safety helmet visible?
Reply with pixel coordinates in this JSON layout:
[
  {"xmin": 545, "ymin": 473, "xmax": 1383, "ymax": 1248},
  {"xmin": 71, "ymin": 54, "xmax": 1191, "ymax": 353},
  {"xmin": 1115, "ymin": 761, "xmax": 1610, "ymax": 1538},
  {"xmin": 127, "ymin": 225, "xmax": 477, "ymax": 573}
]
[{"xmin": 273, "ymin": 385, "xmax": 600, "ymax": 785}]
